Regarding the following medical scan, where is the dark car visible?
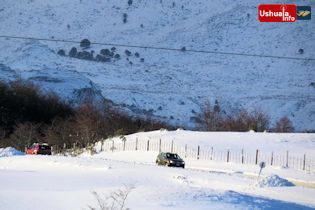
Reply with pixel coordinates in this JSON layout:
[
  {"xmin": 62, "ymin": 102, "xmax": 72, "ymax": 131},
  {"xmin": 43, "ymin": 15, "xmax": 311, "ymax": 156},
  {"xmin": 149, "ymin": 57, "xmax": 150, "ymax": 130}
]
[
  {"xmin": 26, "ymin": 143, "xmax": 52, "ymax": 155},
  {"xmin": 156, "ymin": 152, "xmax": 185, "ymax": 168}
]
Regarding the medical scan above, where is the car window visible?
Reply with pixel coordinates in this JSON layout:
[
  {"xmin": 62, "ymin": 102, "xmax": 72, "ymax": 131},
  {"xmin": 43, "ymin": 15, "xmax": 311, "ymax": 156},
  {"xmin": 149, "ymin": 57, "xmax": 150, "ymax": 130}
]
[
  {"xmin": 39, "ymin": 145, "xmax": 50, "ymax": 150},
  {"xmin": 169, "ymin": 154, "xmax": 179, "ymax": 159},
  {"xmin": 30, "ymin": 145, "xmax": 35, "ymax": 149}
]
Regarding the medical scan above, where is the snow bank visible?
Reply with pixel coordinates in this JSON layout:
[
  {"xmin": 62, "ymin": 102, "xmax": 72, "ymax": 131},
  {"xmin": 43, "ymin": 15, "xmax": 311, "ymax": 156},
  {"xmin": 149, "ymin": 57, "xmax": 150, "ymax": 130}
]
[
  {"xmin": 0, "ymin": 147, "xmax": 25, "ymax": 157},
  {"xmin": 256, "ymin": 175, "xmax": 295, "ymax": 188}
]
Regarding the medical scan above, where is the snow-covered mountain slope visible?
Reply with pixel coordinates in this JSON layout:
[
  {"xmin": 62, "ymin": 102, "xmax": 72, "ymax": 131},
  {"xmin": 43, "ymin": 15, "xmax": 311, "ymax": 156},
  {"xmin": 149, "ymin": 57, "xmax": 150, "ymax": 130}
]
[{"xmin": 0, "ymin": 0, "xmax": 314, "ymax": 130}]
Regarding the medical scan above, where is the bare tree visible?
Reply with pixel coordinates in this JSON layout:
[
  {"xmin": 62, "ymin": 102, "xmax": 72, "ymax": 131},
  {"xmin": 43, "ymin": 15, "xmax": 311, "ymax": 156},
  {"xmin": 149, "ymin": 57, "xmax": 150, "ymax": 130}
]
[
  {"xmin": 275, "ymin": 117, "xmax": 294, "ymax": 133},
  {"xmin": 9, "ymin": 122, "xmax": 41, "ymax": 150},
  {"xmin": 250, "ymin": 107, "xmax": 270, "ymax": 132},
  {"xmin": 220, "ymin": 108, "xmax": 270, "ymax": 132},
  {"xmin": 0, "ymin": 125, "xmax": 7, "ymax": 147},
  {"xmin": 42, "ymin": 117, "xmax": 75, "ymax": 147},
  {"xmin": 196, "ymin": 100, "xmax": 223, "ymax": 131}
]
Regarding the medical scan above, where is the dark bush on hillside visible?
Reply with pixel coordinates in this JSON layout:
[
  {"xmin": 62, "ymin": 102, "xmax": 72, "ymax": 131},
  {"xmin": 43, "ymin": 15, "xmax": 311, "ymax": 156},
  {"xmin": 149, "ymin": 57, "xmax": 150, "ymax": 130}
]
[
  {"xmin": 123, "ymin": 13, "xmax": 128, "ymax": 23},
  {"xmin": 111, "ymin": 47, "xmax": 116, "ymax": 52},
  {"xmin": 140, "ymin": 58, "xmax": 144, "ymax": 62},
  {"xmin": 77, "ymin": 51, "xmax": 93, "ymax": 60},
  {"xmin": 135, "ymin": 52, "xmax": 140, "ymax": 57},
  {"xmin": 80, "ymin": 39, "xmax": 91, "ymax": 48},
  {"xmin": 57, "ymin": 49, "xmax": 66, "ymax": 56},
  {"xmin": 114, "ymin": 54, "xmax": 121, "ymax": 59},
  {"xmin": 128, "ymin": 0, "xmax": 133, "ymax": 6},
  {"xmin": 125, "ymin": 50, "xmax": 131, "ymax": 56},
  {"xmin": 95, "ymin": 54, "xmax": 111, "ymax": 62},
  {"xmin": 69, "ymin": 47, "xmax": 77, "ymax": 57},
  {"xmin": 100, "ymin": 49, "xmax": 111, "ymax": 56}
]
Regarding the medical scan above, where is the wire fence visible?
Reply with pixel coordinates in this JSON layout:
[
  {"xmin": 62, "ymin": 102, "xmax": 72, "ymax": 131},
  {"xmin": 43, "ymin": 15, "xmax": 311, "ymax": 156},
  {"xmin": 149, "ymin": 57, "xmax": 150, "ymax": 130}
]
[{"xmin": 95, "ymin": 138, "xmax": 314, "ymax": 172}]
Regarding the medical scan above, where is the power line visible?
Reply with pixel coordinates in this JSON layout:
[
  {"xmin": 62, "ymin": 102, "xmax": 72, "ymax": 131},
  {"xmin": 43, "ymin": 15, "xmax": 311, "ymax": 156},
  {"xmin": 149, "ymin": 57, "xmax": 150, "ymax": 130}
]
[{"xmin": 0, "ymin": 35, "xmax": 314, "ymax": 61}]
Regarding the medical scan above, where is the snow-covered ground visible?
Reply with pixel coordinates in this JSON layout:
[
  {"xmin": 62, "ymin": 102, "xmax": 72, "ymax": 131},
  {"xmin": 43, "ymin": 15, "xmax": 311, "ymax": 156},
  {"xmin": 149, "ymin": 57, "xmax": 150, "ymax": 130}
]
[
  {"xmin": 103, "ymin": 129, "xmax": 315, "ymax": 156},
  {"xmin": 0, "ymin": 0, "xmax": 314, "ymax": 130},
  {"xmin": 1, "ymin": 153, "xmax": 315, "ymax": 210},
  {"xmin": 1, "ymin": 131, "xmax": 315, "ymax": 209}
]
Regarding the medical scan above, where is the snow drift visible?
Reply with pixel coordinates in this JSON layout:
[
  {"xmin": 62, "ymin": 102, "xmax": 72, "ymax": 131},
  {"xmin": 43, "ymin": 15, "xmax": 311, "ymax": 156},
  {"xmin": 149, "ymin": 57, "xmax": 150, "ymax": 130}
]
[{"xmin": 0, "ymin": 147, "xmax": 25, "ymax": 158}]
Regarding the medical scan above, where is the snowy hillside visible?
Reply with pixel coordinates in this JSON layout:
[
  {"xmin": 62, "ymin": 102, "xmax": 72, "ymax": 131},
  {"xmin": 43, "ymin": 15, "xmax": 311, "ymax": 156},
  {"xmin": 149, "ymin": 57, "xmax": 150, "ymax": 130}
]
[{"xmin": 0, "ymin": 0, "xmax": 314, "ymax": 130}]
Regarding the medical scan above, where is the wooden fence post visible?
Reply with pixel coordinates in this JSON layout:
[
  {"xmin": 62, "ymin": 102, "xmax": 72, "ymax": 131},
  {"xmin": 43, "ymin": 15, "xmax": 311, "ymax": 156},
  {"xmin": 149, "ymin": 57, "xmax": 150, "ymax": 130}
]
[
  {"xmin": 271, "ymin": 152, "xmax": 273, "ymax": 166},
  {"xmin": 185, "ymin": 144, "xmax": 187, "ymax": 158},
  {"xmin": 123, "ymin": 140, "xmax": 126, "ymax": 151},
  {"xmin": 286, "ymin": 151, "xmax": 289, "ymax": 167},
  {"xmin": 147, "ymin": 140, "xmax": 150, "ymax": 151},
  {"xmin": 197, "ymin": 145, "xmax": 200, "ymax": 160},
  {"xmin": 171, "ymin": 140, "xmax": 174, "ymax": 153},
  {"xmin": 159, "ymin": 139, "xmax": 162, "ymax": 153},
  {"xmin": 241, "ymin": 149, "xmax": 244, "ymax": 164},
  {"xmin": 303, "ymin": 154, "xmax": 306, "ymax": 170},
  {"xmin": 227, "ymin": 149, "xmax": 230, "ymax": 162},
  {"xmin": 112, "ymin": 141, "xmax": 114, "ymax": 152},
  {"xmin": 210, "ymin": 147, "xmax": 213, "ymax": 160},
  {"xmin": 135, "ymin": 138, "xmax": 138, "ymax": 151},
  {"xmin": 255, "ymin": 149, "xmax": 259, "ymax": 165}
]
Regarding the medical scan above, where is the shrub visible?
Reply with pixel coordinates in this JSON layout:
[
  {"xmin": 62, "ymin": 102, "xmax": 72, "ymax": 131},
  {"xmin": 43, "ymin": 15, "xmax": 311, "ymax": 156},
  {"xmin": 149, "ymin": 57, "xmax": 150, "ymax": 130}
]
[
  {"xmin": 69, "ymin": 47, "xmax": 77, "ymax": 57},
  {"xmin": 135, "ymin": 52, "xmax": 140, "ymax": 57},
  {"xmin": 78, "ymin": 51, "xmax": 93, "ymax": 60},
  {"xmin": 123, "ymin": 13, "xmax": 128, "ymax": 23},
  {"xmin": 100, "ymin": 49, "xmax": 110, "ymax": 56},
  {"xmin": 125, "ymin": 50, "xmax": 131, "ymax": 56},
  {"xmin": 181, "ymin": 46, "xmax": 186, "ymax": 51},
  {"xmin": 275, "ymin": 117, "xmax": 294, "ymax": 133},
  {"xmin": 140, "ymin": 58, "xmax": 144, "ymax": 62},
  {"xmin": 298, "ymin": 49, "xmax": 304, "ymax": 54},
  {"xmin": 57, "ymin": 49, "xmax": 66, "ymax": 56},
  {"xmin": 111, "ymin": 47, "xmax": 116, "ymax": 52},
  {"xmin": 128, "ymin": 0, "xmax": 133, "ymax": 6},
  {"xmin": 80, "ymin": 39, "xmax": 91, "ymax": 48},
  {"xmin": 114, "ymin": 54, "xmax": 121, "ymax": 59},
  {"xmin": 89, "ymin": 186, "xmax": 134, "ymax": 210}
]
